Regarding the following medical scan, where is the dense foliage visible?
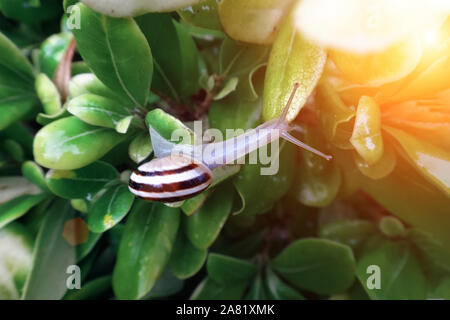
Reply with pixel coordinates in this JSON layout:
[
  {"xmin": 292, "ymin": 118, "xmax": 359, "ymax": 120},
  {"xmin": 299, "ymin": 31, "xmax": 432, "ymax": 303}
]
[{"xmin": 0, "ymin": 0, "xmax": 449, "ymax": 300}]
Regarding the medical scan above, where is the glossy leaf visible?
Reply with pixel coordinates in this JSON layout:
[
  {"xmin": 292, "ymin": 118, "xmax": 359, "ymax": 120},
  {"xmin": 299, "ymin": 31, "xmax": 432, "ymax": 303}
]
[
  {"xmin": 82, "ymin": 0, "xmax": 203, "ymax": 17},
  {"xmin": 233, "ymin": 142, "xmax": 296, "ymax": 216},
  {"xmin": 64, "ymin": 276, "xmax": 111, "ymax": 300},
  {"xmin": 146, "ymin": 108, "xmax": 194, "ymax": 143},
  {"xmin": 136, "ymin": 13, "xmax": 199, "ymax": 102},
  {"xmin": 67, "ymin": 94, "xmax": 131, "ymax": 129},
  {"xmin": 315, "ymin": 81, "xmax": 355, "ymax": 149},
  {"xmin": 356, "ymin": 238, "xmax": 427, "ymax": 300},
  {"xmin": 246, "ymin": 273, "xmax": 269, "ymax": 300},
  {"xmin": 68, "ymin": 73, "xmax": 126, "ymax": 102},
  {"xmin": 88, "ymin": 183, "xmax": 134, "ymax": 233},
  {"xmin": 0, "ymin": 31, "xmax": 35, "ymax": 81},
  {"xmin": 350, "ymin": 96, "xmax": 384, "ymax": 165},
  {"xmin": 0, "ymin": 194, "xmax": 47, "ymax": 229},
  {"xmin": 0, "ymin": 0, "xmax": 61, "ymax": 24},
  {"xmin": 38, "ymin": 32, "xmax": 73, "ymax": 78},
  {"xmin": 72, "ymin": 4, "xmax": 153, "ymax": 107},
  {"xmin": 272, "ymin": 238, "xmax": 356, "ymax": 295},
  {"xmin": 379, "ymin": 216, "xmax": 406, "ymax": 238},
  {"xmin": 180, "ymin": 190, "xmax": 210, "ymax": 217},
  {"xmin": 190, "ymin": 277, "xmax": 248, "ymax": 300},
  {"xmin": 265, "ymin": 268, "xmax": 304, "ymax": 300},
  {"xmin": 218, "ymin": 0, "xmax": 294, "ymax": 44},
  {"xmin": 185, "ymin": 183, "xmax": 233, "ymax": 249},
  {"xmin": 207, "ymin": 253, "xmax": 256, "ymax": 285},
  {"xmin": 113, "ymin": 201, "xmax": 180, "ymax": 300},
  {"xmin": 46, "ymin": 161, "xmax": 119, "ymax": 199},
  {"xmin": 262, "ymin": 14, "xmax": 326, "ymax": 122},
  {"xmin": 295, "ymin": 127, "xmax": 341, "ymax": 207},
  {"xmin": 35, "ymin": 73, "xmax": 61, "ymax": 115},
  {"xmin": 353, "ymin": 142, "xmax": 397, "ymax": 180},
  {"xmin": 209, "ymin": 94, "xmax": 262, "ymax": 135},
  {"xmin": 144, "ymin": 268, "xmax": 184, "ymax": 299},
  {"xmin": 34, "ymin": 116, "xmax": 125, "ymax": 170},
  {"xmin": 219, "ymin": 38, "xmax": 269, "ymax": 101},
  {"xmin": 168, "ymin": 229, "xmax": 207, "ymax": 279},
  {"xmin": 129, "ymin": 132, "xmax": 153, "ymax": 164},
  {"xmin": 22, "ymin": 199, "xmax": 76, "ymax": 300},
  {"xmin": 0, "ymin": 223, "xmax": 33, "ymax": 299},
  {"xmin": 384, "ymin": 126, "xmax": 450, "ymax": 197},
  {"xmin": 178, "ymin": 0, "xmax": 222, "ymax": 30},
  {"xmin": 0, "ymin": 63, "xmax": 37, "ymax": 129},
  {"xmin": 362, "ymin": 156, "xmax": 450, "ymax": 249},
  {"xmin": 408, "ymin": 228, "xmax": 450, "ymax": 274},
  {"xmin": 319, "ymin": 220, "xmax": 376, "ymax": 252}
]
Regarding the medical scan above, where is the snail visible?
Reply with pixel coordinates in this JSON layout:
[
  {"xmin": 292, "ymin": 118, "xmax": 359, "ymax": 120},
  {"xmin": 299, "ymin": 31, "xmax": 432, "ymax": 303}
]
[{"xmin": 129, "ymin": 83, "xmax": 331, "ymax": 203}]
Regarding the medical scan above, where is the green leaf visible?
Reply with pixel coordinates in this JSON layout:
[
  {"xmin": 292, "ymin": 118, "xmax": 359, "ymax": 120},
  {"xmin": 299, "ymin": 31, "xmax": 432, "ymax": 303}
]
[
  {"xmin": 0, "ymin": 0, "xmax": 61, "ymax": 24},
  {"xmin": 233, "ymin": 142, "xmax": 296, "ymax": 216},
  {"xmin": 3, "ymin": 139, "xmax": 24, "ymax": 162},
  {"xmin": 35, "ymin": 73, "xmax": 61, "ymax": 115},
  {"xmin": 384, "ymin": 126, "xmax": 450, "ymax": 197},
  {"xmin": 0, "ymin": 223, "xmax": 33, "ymax": 298},
  {"xmin": 68, "ymin": 73, "xmax": 126, "ymax": 102},
  {"xmin": 67, "ymin": 94, "xmax": 131, "ymax": 129},
  {"xmin": 38, "ymin": 32, "xmax": 72, "ymax": 78},
  {"xmin": 0, "ymin": 65, "xmax": 37, "ymax": 129},
  {"xmin": 362, "ymin": 156, "xmax": 450, "ymax": 249},
  {"xmin": 72, "ymin": 4, "xmax": 153, "ymax": 107},
  {"xmin": 64, "ymin": 276, "xmax": 111, "ymax": 300},
  {"xmin": 209, "ymin": 94, "xmax": 262, "ymax": 135},
  {"xmin": 428, "ymin": 277, "xmax": 450, "ymax": 300},
  {"xmin": 168, "ymin": 229, "xmax": 207, "ymax": 280},
  {"xmin": 0, "ymin": 31, "xmax": 35, "ymax": 82},
  {"xmin": 262, "ymin": 14, "xmax": 326, "ymax": 122},
  {"xmin": 0, "ymin": 194, "xmax": 47, "ymax": 229},
  {"xmin": 178, "ymin": 0, "xmax": 222, "ymax": 31},
  {"xmin": 319, "ymin": 220, "xmax": 377, "ymax": 253},
  {"xmin": 180, "ymin": 190, "xmax": 210, "ymax": 216},
  {"xmin": 190, "ymin": 277, "xmax": 248, "ymax": 300},
  {"xmin": 315, "ymin": 81, "xmax": 355, "ymax": 149},
  {"xmin": 185, "ymin": 183, "xmax": 234, "ymax": 249},
  {"xmin": 146, "ymin": 108, "xmax": 194, "ymax": 143},
  {"xmin": 21, "ymin": 161, "xmax": 50, "ymax": 193},
  {"xmin": 214, "ymin": 76, "xmax": 238, "ymax": 100},
  {"xmin": 46, "ymin": 161, "xmax": 119, "ymax": 199},
  {"xmin": 245, "ymin": 273, "xmax": 269, "ymax": 300},
  {"xmin": 34, "ymin": 116, "xmax": 126, "ymax": 170},
  {"xmin": 115, "ymin": 115, "xmax": 136, "ymax": 134},
  {"xmin": 272, "ymin": 238, "xmax": 356, "ymax": 295},
  {"xmin": 295, "ymin": 127, "xmax": 341, "ymax": 207},
  {"xmin": 407, "ymin": 228, "xmax": 450, "ymax": 274},
  {"xmin": 207, "ymin": 253, "xmax": 256, "ymax": 285},
  {"xmin": 356, "ymin": 238, "xmax": 427, "ymax": 300},
  {"xmin": 129, "ymin": 132, "xmax": 153, "ymax": 164},
  {"xmin": 144, "ymin": 268, "xmax": 184, "ymax": 299},
  {"xmin": 265, "ymin": 268, "xmax": 305, "ymax": 300},
  {"xmin": 88, "ymin": 183, "xmax": 134, "ymax": 233},
  {"xmin": 113, "ymin": 201, "xmax": 180, "ymax": 300},
  {"xmin": 350, "ymin": 96, "xmax": 384, "ymax": 165},
  {"xmin": 379, "ymin": 216, "xmax": 406, "ymax": 238},
  {"xmin": 136, "ymin": 13, "xmax": 199, "ymax": 102},
  {"xmin": 219, "ymin": 38, "xmax": 269, "ymax": 101},
  {"xmin": 82, "ymin": 0, "xmax": 204, "ymax": 17},
  {"xmin": 22, "ymin": 199, "xmax": 77, "ymax": 300}
]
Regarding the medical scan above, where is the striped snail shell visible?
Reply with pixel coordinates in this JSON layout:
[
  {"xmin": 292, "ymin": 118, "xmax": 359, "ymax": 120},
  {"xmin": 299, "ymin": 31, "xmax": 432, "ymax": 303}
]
[{"xmin": 128, "ymin": 154, "xmax": 213, "ymax": 203}]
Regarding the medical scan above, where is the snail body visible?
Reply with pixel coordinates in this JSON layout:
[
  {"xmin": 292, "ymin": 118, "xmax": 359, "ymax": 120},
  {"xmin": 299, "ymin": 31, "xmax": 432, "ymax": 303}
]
[{"xmin": 129, "ymin": 83, "xmax": 331, "ymax": 203}]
